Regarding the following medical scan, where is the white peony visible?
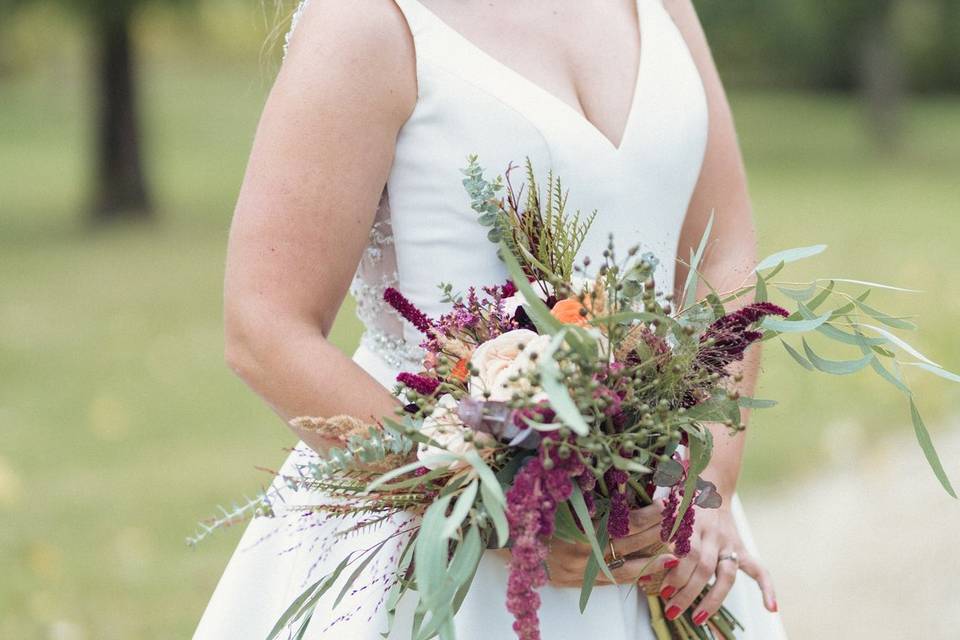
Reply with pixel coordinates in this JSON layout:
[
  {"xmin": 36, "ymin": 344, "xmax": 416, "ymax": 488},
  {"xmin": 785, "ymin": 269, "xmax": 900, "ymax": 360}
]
[
  {"xmin": 416, "ymin": 394, "xmax": 492, "ymax": 470},
  {"xmin": 469, "ymin": 329, "xmax": 552, "ymax": 403}
]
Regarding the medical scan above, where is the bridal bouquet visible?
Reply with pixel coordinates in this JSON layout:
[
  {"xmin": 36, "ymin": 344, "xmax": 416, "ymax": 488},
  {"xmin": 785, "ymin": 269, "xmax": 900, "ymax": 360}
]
[{"xmin": 193, "ymin": 158, "xmax": 956, "ymax": 640}]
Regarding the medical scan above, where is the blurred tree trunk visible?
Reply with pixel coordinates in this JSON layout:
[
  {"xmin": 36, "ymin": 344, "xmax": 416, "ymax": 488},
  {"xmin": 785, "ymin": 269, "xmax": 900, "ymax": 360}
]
[
  {"xmin": 942, "ymin": 0, "xmax": 960, "ymax": 89},
  {"xmin": 857, "ymin": 0, "xmax": 904, "ymax": 152},
  {"xmin": 91, "ymin": 8, "xmax": 152, "ymax": 223}
]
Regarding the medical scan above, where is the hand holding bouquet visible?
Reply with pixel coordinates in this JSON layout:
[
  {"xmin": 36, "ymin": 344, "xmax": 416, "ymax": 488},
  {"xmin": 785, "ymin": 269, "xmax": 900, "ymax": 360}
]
[{"xmin": 193, "ymin": 157, "xmax": 957, "ymax": 640}]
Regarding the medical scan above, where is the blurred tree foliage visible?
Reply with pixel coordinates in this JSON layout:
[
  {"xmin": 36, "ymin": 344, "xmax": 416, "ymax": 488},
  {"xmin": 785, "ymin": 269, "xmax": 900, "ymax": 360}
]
[
  {"xmin": 0, "ymin": 0, "xmax": 956, "ymax": 223},
  {"xmin": 699, "ymin": 0, "xmax": 958, "ymax": 149},
  {"xmin": 0, "ymin": 0, "xmax": 194, "ymax": 224},
  {"xmin": 699, "ymin": 0, "xmax": 958, "ymax": 91}
]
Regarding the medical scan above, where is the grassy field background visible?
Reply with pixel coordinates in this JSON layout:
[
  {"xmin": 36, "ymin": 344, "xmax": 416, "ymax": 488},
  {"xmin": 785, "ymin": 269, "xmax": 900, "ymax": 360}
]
[{"xmin": 2, "ymin": 46, "xmax": 959, "ymax": 639}]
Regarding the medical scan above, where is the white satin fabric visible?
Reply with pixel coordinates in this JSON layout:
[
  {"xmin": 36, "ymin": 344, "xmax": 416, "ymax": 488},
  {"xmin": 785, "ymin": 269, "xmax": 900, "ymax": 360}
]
[{"xmin": 195, "ymin": 0, "xmax": 788, "ymax": 637}]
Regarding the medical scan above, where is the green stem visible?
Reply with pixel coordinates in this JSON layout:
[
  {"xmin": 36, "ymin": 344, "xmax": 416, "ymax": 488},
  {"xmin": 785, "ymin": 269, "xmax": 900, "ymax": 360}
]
[{"xmin": 647, "ymin": 595, "xmax": 673, "ymax": 640}]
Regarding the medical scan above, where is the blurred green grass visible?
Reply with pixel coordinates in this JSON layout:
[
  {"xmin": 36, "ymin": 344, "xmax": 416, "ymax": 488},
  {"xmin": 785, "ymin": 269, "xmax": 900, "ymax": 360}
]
[{"xmin": 2, "ymin": 56, "xmax": 959, "ymax": 638}]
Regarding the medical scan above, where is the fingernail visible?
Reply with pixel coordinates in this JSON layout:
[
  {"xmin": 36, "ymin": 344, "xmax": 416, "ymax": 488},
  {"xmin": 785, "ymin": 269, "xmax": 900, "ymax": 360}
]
[
  {"xmin": 665, "ymin": 605, "xmax": 681, "ymax": 620},
  {"xmin": 771, "ymin": 599, "xmax": 779, "ymax": 613},
  {"xmin": 638, "ymin": 574, "xmax": 651, "ymax": 582},
  {"xmin": 660, "ymin": 585, "xmax": 676, "ymax": 599},
  {"xmin": 664, "ymin": 558, "xmax": 679, "ymax": 569},
  {"xmin": 693, "ymin": 610, "xmax": 709, "ymax": 625}
]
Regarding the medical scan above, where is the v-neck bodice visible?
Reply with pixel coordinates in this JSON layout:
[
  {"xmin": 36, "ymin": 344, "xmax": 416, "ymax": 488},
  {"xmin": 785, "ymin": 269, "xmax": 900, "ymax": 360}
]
[
  {"xmin": 366, "ymin": 0, "xmax": 708, "ymax": 363},
  {"xmin": 400, "ymin": 0, "xmax": 647, "ymax": 152}
]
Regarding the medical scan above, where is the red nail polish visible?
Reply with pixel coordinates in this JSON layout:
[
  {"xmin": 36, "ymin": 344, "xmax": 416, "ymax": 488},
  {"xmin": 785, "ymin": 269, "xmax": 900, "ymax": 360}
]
[
  {"xmin": 638, "ymin": 574, "xmax": 651, "ymax": 582},
  {"xmin": 693, "ymin": 610, "xmax": 709, "ymax": 625},
  {"xmin": 665, "ymin": 605, "xmax": 681, "ymax": 621},
  {"xmin": 660, "ymin": 585, "xmax": 676, "ymax": 599},
  {"xmin": 664, "ymin": 558, "xmax": 680, "ymax": 569}
]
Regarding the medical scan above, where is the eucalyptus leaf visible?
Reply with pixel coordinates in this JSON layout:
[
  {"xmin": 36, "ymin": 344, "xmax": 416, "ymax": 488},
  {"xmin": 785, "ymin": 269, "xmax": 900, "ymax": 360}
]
[
  {"xmin": 479, "ymin": 481, "xmax": 509, "ymax": 547},
  {"xmin": 440, "ymin": 480, "xmax": 478, "ymax": 539},
  {"xmin": 611, "ymin": 453, "xmax": 652, "ymax": 474},
  {"xmin": 755, "ymin": 244, "xmax": 827, "ymax": 272},
  {"xmin": 464, "ymin": 450, "xmax": 505, "ymax": 507},
  {"xmin": 414, "ymin": 495, "xmax": 455, "ymax": 618},
  {"xmin": 539, "ymin": 332, "xmax": 592, "ymax": 436},
  {"xmin": 856, "ymin": 323, "xmax": 941, "ymax": 367},
  {"xmin": 909, "ymin": 399, "xmax": 957, "ymax": 498},
  {"xmin": 854, "ymin": 299, "xmax": 917, "ymax": 331},
  {"xmin": 450, "ymin": 526, "xmax": 484, "ymax": 615},
  {"xmin": 754, "ymin": 273, "xmax": 769, "ymax": 303},
  {"xmin": 652, "ymin": 457, "xmax": 684, "ymax": 487},
  {"xmin": 682, "ymin": 212, "xmax": 715, "ymax": 310},
  {"xmin": 554, "ymin": 501, "xmax": 589, "ymax": 544},
  {"xmin": 780, "ymin": 340, "xmax": 814, "ymax": 371},
  {"xmin": 579, "ymin": 511, "xmax": 610, "ymax": 613},
  {"xmin": 818, "ymin": 278, "xmax": 921, "ymax": 293},
  {"xmin": 266, "ymin": 552, "xmax": 354, "ymax": 640},
  {"xmin": 569, "ymin": 484, "xmax": 614, "ymax": 582},
  {"xmin": 868, "ymin": 355, "xmax": 913, "ymax": 396},
  {"xmin": 366, "ymin": 456, "xmax": 458, "ymax": 492},
  {"xmin": 801, "ymin": 338, "xmax": 875, "ymax": 375},
  {"xmin": 333, "ymin": 539, "xmax": 391, "ymax": 608},
  {"xmin": 499, "ymin": 240, "xmax": 562, "ymax": 334},
  {"xmin": 775, "ymin": 282, "xmax": 818, "ymax": 301},
  {"xmin": 761, "ymin": 311, "xmax": 831, "ymax": 333},
  {"xmin": 737, "ymin": 397, "xmax": 778, "ymax": 409},
  {"xmin": 901, "ymin": 362, "xmax": 960, "ymax": 384},
  {"xmin": 806, "ymin": 280, "xmax": 836, "ymax": 311}
]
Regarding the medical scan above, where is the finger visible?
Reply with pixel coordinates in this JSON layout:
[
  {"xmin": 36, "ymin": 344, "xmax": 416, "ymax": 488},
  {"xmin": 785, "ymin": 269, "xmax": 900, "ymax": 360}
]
[
  {"xmin": 690, "ymin": 556, "xmax": 738, "ymax": 625},
  {"xmin": 657, "ymin": 537, "xmax": 700, "ymax": 600},
  {"xmin": 597, "ymin": 554, "xmax": 676, "ymax": 585},
  {"xmin": 740, "ymin": 553, "xmax": 778, "ymax": 612},
  {"xmin": 612, "ymin": 525, "xmax": 665, "ymax": 558},
  {"xmin": 628, "ymin": 500, "xmax": 665, "ymax": 534},
  {"xmin": 661, "ymin": 541, "xmax": 716, "ymax": 620}
]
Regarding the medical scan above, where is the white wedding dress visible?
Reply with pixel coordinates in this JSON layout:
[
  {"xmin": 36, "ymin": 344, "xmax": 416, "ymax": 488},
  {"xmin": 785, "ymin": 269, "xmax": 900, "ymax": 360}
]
[{"xmin": 195, "ymin": 0, "xmax": 789, "ymax": 638}]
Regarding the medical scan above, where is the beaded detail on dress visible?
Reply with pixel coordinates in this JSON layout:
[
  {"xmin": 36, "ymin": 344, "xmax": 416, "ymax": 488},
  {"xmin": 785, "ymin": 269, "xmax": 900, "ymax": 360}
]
[
  {"xmin": 283, "ymin": 0, "xmax": 309, "ymax": 60},
  {"xmin": 349, "ymin": 190, "xmax": 425, "ymax": 371},
  {"xmin": 284, "ymin": 3, "xmax": 422, "ymax": 373}
]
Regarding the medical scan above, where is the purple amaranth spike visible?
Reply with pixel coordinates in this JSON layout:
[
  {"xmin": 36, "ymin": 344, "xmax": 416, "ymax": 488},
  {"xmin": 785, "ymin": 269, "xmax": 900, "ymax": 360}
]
[
  {"xmin": 504, "ymin": 434, "xmax": 586, "ymax": 640},
  {"xmin": 673, "ymin": 505, "xmax": 696, "ymax": 557},
  {"xmin": 383, "ymin": 287, "xmax": 434, "ymax": 335},
  {"xmin": 395, "ymin": 372, "xmax": 440, "ymax": 396},
  {"xmin": 660, "ymin": 485, "xmax": 698, "ymax": 557},
  {"xmin": 660, "ymin": 488, "xmax": 680, "ymax": 544},
  {"xmin": 605, "ymin": 468, "xmax": 631, "ymax": 539},
  {"xmin": 698, "ymin": 302, "xmax": 789, "ymax": 373}
]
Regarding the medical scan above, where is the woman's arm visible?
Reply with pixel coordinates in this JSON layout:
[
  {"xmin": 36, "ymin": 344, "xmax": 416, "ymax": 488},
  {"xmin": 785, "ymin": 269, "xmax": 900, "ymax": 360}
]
[
  {"xmin": 661, "ymin": 0, "xmax": 778, "ymax": 622},
  {"xmin": 223, "ymin": 0, "xmax": 417, "ymax": 452}
]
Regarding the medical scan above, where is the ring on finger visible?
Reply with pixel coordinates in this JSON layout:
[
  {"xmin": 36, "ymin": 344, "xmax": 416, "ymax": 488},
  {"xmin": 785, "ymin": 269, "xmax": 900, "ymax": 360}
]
[
  {"xmin": 717, "ymin": 551, "xmax": 739, "ymax": 566},
  {"xmin": 606, "ymin": 541, "xmax": 626, "ymax": 570}
]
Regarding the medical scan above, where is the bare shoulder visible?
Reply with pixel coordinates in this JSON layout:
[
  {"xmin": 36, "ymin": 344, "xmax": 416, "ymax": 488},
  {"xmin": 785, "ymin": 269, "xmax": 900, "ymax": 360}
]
[
  {"xmin": 660, "ymin": 0, "xmax": 713, "ymax": 65},
  {"xmin": 278, "ymin": 0, "xmax": 417, "ymax": 127}
]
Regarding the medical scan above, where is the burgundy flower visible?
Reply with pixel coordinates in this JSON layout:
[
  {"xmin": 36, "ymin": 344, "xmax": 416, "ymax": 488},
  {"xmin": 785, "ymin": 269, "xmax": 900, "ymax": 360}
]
[
  {"xmin": 396, "ymin": 372, "xmax": 440, "ymax": 396},
  {"xmin": 660, "ymin": 484, "xmax": 698, "ymax": 558},
  {"xmin": 504, "ymin": 434, "xmax": 587, "ymax": 640},
  {"xmin": 383, "ymin": 287, "xmax": 434, "ymax": 335},
  {"xmin": 697, "ymin": 302, "xmax": 789, "ymax": 373},
  {"xmin": 605, "ymin": 468, "xmax": 631, "ymax": 539}
]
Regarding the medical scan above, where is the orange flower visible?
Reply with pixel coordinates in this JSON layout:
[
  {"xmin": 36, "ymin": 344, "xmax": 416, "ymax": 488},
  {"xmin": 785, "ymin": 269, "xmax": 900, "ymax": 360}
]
[
  {"xmin": 550, "ymin": 297, "xmax": 589, "ymax": 326},
  {"xmin": 451, "ymin": 356, "xmax": 470, "ymax": 382}
]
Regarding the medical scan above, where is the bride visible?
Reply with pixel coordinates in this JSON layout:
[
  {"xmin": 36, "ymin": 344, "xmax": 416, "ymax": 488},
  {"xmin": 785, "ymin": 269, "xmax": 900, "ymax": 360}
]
[{"xmin": 195, "ymin": 0, "xmax": 787, "ymax": 637}]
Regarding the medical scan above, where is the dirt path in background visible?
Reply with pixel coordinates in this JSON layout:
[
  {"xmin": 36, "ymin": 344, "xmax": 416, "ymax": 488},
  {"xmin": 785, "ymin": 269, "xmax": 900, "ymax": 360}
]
[{"xmin": 742, "ymin": 426, "xmax": 960, "ymax": 639}]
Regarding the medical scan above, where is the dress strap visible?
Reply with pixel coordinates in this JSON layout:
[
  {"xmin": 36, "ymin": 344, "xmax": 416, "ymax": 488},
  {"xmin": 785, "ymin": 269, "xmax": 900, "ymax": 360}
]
[{"xmin": 390, "ymin": 0, "xmax": 439, "ymax": 40}]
